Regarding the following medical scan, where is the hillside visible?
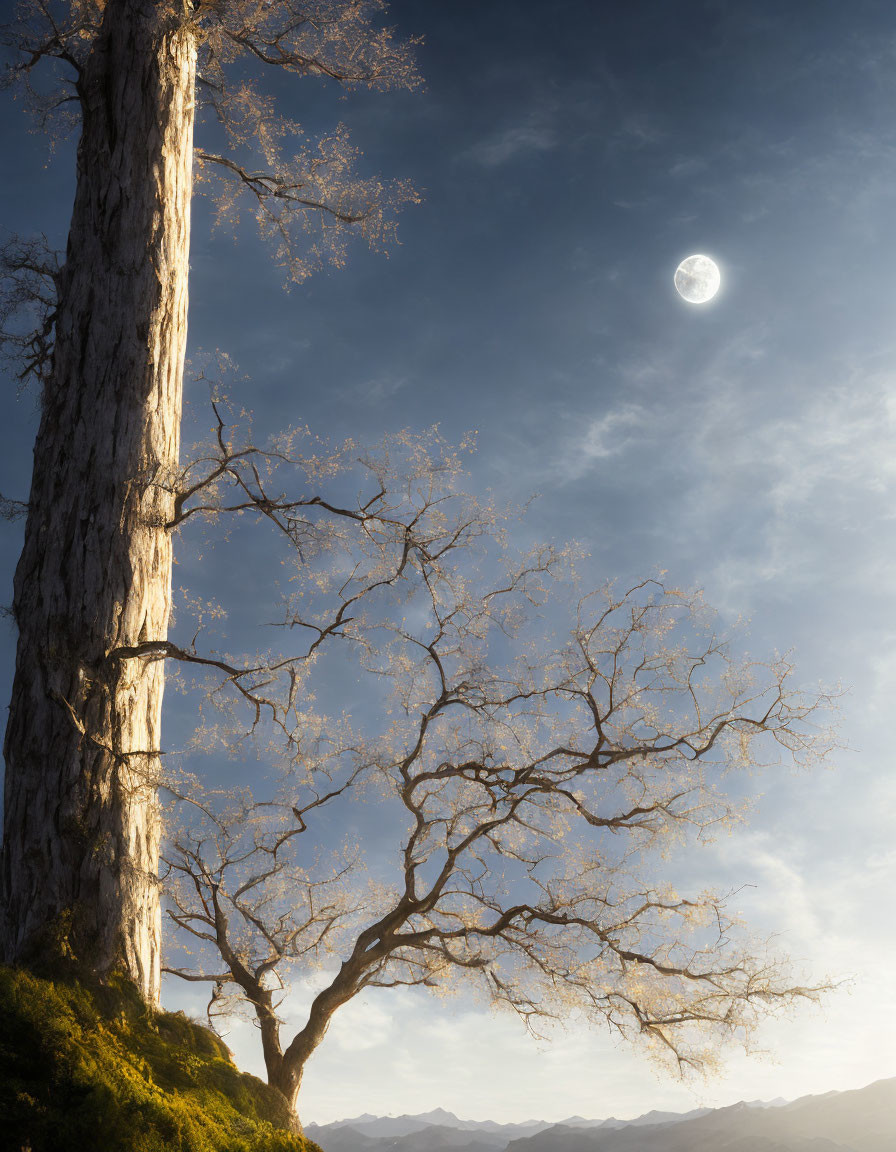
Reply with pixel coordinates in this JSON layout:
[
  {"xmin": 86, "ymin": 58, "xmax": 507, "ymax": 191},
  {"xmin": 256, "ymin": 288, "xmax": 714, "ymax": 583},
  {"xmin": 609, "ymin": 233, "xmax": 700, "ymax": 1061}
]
[{"xmin": 0, "ymin": 966, "xmax": 317, "ymax": 1152}]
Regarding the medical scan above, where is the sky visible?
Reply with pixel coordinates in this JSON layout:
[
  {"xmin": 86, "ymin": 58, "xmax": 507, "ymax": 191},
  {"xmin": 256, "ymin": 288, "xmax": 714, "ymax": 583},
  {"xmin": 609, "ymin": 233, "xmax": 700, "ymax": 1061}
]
[{"xmin": 2, "ymin": 0, "xmax": 896, "ymax": 1126}]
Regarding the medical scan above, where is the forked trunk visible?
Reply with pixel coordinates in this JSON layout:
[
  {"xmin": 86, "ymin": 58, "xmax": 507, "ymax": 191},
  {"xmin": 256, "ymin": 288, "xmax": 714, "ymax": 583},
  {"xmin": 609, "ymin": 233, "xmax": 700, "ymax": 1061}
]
[{"xmin": 0, "ymin": 0, "xmax": 195, "ymax": 1004}]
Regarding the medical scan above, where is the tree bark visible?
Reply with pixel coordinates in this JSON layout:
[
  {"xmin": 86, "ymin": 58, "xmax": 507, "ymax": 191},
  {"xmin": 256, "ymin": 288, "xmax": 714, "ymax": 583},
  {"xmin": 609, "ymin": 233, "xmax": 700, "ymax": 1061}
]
[{"xmin": 0, "ymin": 0, "xmax": 195, "ymax": 1005}]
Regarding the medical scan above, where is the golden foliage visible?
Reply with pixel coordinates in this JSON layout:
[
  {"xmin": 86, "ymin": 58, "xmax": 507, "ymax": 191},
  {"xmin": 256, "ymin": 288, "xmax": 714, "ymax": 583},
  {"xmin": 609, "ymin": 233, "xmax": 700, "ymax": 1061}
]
[{"xmin": 159, "ymin": 406, "xmax": 837, "ymax": 1097}]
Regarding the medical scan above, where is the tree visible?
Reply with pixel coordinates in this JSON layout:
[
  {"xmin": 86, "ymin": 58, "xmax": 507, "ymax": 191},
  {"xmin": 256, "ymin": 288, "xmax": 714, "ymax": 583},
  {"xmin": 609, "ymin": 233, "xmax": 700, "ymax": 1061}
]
[
  {"xmin": 151, "ymin": 406, "xmax": 832, "ymax": 1122},
  {"xmin": 0, "ymin": 0, "xmax": 419, "ymax": 1004}
]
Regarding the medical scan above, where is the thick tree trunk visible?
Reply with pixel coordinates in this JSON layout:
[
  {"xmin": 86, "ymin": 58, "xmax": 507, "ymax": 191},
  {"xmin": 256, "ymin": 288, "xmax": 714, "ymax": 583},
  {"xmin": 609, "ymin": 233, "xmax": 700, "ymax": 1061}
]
[
  {"xmin": 269, "ymin": 1059, "xmax": 306, "ymax": 1134},
  {"xmin": 0, "ymin": 0, "xmax": 195, "ymax": 1004}
]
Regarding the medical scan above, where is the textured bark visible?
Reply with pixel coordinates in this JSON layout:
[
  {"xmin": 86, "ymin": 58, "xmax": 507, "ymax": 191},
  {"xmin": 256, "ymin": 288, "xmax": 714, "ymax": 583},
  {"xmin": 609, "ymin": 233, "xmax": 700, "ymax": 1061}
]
[{"xmin": 0, "ymin": 0, "xmax": 195, "ymax": 1004}]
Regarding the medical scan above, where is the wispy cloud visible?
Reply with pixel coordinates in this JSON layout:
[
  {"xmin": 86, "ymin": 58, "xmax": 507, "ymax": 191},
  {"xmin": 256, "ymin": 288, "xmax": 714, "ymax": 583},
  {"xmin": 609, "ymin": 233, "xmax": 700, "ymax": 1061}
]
[
  {"xmin": 686, "ymin": 360, "xmax": 896, "ymax": 608},
  {"xmin": 551, "ymin": 403, "xmax": 648, "ymax": 482},
  {"xmin": 340, "ymin": 373, "xmax": 413, "ymax": 404},
  {"xmin": 464, "ymin": 117, "xmax": 557, "ymax": 168},
  {"xmin": 610, "ymin": 111, "xmax": 663, "ymax": 150}
]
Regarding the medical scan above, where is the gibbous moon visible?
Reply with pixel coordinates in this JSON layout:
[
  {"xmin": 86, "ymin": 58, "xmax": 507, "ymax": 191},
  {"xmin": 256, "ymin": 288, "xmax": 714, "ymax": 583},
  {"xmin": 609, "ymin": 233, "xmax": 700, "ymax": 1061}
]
[{"xmin": 674, "ymin": 254, "xmax": 721, "ymax": 304}]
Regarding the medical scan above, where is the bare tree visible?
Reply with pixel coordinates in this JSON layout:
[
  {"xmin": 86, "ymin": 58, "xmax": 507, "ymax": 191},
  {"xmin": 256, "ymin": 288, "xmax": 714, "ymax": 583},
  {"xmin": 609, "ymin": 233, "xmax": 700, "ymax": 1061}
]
[
  {"xmin": 157, "ymin": 408, "xmax": 834, "ymax": 1125},
  {"xmin": 0, "ymin": 0, "xmax": 420, "ymax": 1003}
]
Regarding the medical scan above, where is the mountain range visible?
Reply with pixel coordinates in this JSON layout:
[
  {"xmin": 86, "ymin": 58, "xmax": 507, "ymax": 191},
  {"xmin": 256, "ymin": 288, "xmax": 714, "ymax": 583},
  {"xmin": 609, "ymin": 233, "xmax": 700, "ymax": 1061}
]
[{"xmin": 306, "ymin": 1076, "xmax": 896, "ymax": 1152}]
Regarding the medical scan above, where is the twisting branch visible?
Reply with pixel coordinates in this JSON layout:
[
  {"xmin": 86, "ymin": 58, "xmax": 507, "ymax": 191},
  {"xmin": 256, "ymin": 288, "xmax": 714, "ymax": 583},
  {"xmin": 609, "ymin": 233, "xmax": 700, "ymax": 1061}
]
[{"xmin": 197, "ymin": 148, "xmax": 384, "ymax": 223}]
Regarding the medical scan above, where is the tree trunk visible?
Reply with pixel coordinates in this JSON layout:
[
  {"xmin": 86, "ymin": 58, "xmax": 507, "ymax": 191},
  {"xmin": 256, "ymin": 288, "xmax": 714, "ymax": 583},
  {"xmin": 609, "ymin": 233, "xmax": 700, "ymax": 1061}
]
[
  {"xmin": 270, "ymin": 968, "xmax": 363, "ymax": 1127},
  {"xmin": 269, "ymin": 1059, "xmax": 306, "ymax": 1134},
  {"xmin": 0, "ymin": 0, "xmax": 195, "ymax": 1005}
]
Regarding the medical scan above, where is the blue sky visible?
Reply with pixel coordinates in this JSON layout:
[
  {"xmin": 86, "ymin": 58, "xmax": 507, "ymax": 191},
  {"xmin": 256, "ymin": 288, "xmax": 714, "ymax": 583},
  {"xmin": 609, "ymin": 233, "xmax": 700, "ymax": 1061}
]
[{"xmin": 2, "ymin": 0, "xmax": 896, "ymax": 1125}]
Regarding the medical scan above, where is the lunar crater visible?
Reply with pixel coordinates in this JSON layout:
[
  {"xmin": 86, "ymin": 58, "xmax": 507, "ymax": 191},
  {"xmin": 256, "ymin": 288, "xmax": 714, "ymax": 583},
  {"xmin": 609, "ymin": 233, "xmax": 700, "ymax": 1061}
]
[{"xmin": 674, "ymin": 254, "xmax": 721, "ymax": 303}]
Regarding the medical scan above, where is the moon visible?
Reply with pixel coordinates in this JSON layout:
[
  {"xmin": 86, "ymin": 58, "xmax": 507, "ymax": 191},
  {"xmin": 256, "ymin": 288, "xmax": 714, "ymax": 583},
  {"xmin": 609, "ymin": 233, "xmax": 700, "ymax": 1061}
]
[{"xmin": 674, "ymin": 254, "xmax": 721, "ymax": 304}]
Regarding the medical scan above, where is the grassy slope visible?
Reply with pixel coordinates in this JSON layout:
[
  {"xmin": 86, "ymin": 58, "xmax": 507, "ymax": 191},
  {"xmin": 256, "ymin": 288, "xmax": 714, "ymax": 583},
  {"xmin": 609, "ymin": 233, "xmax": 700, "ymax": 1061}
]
[{"xmin": 0, "ymin": 966, "xmax": 320, "ymax": 1152}]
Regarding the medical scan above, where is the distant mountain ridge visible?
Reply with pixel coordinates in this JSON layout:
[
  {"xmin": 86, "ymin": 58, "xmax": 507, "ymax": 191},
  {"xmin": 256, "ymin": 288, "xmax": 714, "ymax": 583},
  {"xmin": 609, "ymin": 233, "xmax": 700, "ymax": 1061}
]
[
  {"xmin": 307, "ymin": 1077, "xmax": 896, "ymax": 1152},
  {"xmin": 316, "ymin": 1109, "xmax": 552, "ymax": 1139}
]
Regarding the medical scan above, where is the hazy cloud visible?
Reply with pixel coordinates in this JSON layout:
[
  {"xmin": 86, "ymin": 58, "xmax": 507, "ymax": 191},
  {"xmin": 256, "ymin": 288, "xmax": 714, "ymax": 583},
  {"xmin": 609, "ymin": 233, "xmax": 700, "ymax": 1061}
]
[
  {"xmin": 465, "ymin": 118, "xmax": 557, "ymax": 167},
  {"xmin": 342, "ymin": 373, "xmax": 413, "ymax": 404},
  {"xmin": 552, "ymin": 403, "xmax": 648, "ymax": 482}
]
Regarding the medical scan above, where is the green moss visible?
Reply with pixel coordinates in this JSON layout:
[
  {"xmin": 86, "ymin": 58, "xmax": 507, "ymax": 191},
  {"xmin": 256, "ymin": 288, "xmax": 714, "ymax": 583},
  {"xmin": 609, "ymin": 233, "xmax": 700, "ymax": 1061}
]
[{"xmin": 0, "ymin": 966, "xmax": 321, "ymax": 1152}]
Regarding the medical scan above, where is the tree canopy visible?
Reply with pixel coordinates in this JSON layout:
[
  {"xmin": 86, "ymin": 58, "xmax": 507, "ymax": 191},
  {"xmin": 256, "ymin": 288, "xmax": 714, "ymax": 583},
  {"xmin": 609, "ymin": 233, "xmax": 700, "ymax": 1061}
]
[{"xmin": 156, "ymin": 405, "xmax": 833, "ymax": 1109}]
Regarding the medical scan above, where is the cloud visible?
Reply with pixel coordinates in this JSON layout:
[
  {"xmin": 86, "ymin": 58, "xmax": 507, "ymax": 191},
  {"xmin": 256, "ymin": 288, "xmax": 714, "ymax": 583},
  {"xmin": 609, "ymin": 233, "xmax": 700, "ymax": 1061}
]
[
  {"xmin": 867, "ymin": 645, "xmax": 896, "ymax": 717},
  {"xmin": 544, "ymin": 322, "xmax": 896, "ymax": 590},
  {"xmin": 668, "ymin": 156, "xmax": 710, "ymax": 180},
  {"xmin": 334, "ymin": 372, "xmax": 413, "ymax": 405},
  {"xmin": 611, "ymin": 111, "xmax": 663, "ymax": 150},
  {"xmin": 702, "ymin": 375, "xmax": 896, "ymax": 513},
  {"xmin": 552, "ymin": 403, "xmax": 648, "ymax": 482},
  {"xmin": 322, "ymin": 997, "xmax": 397, "ymax": 1053},
  {"xmin": 465, "ymin": 119, "xmax": 557, "ymax": 167},
  {"xmin": 685, "ymin": 361, "xmax": 896, "ymax": 609},
  {"xmin": 701, "ymin": 821, "xmax": 896, "ymax": 1087},
  {"xmin": 345, "ymin": 373, "xmax": 413, "ymax": 404}
]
